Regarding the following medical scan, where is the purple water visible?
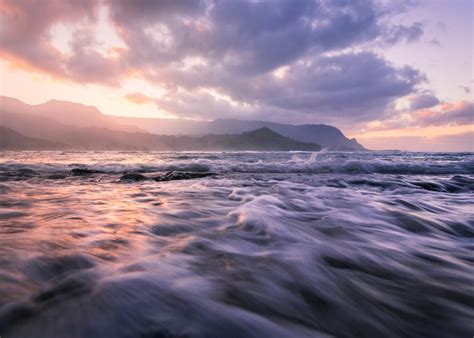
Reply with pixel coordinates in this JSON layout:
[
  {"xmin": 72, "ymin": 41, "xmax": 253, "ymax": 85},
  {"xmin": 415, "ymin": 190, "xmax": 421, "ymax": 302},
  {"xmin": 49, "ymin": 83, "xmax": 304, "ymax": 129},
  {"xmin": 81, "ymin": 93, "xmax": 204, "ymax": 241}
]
[{"xmin": 0, "ymin": 151, "xmax": 473, "ymax": 337}]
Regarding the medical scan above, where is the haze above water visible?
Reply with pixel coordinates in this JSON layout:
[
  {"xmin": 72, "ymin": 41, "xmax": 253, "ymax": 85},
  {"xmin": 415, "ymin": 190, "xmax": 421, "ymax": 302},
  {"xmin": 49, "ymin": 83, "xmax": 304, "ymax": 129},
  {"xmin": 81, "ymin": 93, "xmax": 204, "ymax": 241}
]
[{"xmin": 0, "ymin": 151, "xmax": 473, "ymax": 337}]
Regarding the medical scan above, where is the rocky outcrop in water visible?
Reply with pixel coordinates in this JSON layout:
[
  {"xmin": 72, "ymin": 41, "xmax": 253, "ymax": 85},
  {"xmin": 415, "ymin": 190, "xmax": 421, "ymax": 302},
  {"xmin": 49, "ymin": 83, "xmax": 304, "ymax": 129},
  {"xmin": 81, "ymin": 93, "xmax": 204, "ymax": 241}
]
[
  {"xmin": 120, "ymin": 171, "xmax": 217, "ymax": 182},
  {"xmin": 120, "ymin": 173, "xmax": 148, "ymax": 182},
  {"xmin": 70, "ymin": 168, "xmax": 103, "ymax": 176},
  {"xmin": 154, "ymin": 171, "xmax": 217, "ymax": 182}
]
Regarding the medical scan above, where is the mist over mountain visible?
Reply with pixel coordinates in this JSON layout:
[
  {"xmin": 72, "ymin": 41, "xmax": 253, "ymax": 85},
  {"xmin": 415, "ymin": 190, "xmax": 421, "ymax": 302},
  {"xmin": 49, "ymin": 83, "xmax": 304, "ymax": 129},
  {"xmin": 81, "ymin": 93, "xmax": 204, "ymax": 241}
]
[
  {"xmin": 0, "ymin": 123, "xmax": 320, "ymax": 151},
  {"xmin": 192, "ymin": 128, "xmax": 321, "ymax": 151},
  {"xmin": 0, "ymin": 96, "xmax": 139, "ymax": 132},
  {"xmin": 204, "ymin": 119, "xmax": 365, "ymax": 151},
  {"xmin": 0, "ymin": 126, "xmax": 64, "ymax": 150},
  {"xmin": 0, "ymin": 96, "xmax": 365, "ymax": 150},
  {"xmin": 111, "ymin": 117, "xmax": 365, "ymax": 150}
]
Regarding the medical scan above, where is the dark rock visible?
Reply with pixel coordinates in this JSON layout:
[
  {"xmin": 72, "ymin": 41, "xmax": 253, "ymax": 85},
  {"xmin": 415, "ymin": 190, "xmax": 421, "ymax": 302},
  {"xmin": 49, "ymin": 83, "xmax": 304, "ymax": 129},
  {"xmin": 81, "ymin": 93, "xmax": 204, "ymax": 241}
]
[
  {"xmin": 17, "ymin": 169, "xmax": 38, "ymax": 177},
  {"xmin": 46, "ymin": 173, "xmax": 68, "ymax": 180},
  {"xmin": 120, "ymin": 173, "xmax": 148, "ymax": 182},
  {"xmin": 0, "ymin": 168, "xmax": 39, "ymax": 182},
  {"xmin": 0, "ymin": 168, "xmax": 38, "ymax": 181},
  {"xmin": 154, "ymin": 171, "xmax": 217, "ymax": 182},
  {"xmin": 70, "ymin": 168, "xmax": 102, "ymax": 176}
]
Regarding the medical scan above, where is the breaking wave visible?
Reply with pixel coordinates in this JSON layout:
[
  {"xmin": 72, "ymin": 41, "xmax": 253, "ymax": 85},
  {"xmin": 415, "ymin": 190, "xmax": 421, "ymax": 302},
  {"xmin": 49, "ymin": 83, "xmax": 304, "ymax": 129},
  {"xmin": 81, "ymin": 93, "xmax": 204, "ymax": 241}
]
[{"xmin": 0, "ymin": 151, "xmax": 473, "ymax": 178}]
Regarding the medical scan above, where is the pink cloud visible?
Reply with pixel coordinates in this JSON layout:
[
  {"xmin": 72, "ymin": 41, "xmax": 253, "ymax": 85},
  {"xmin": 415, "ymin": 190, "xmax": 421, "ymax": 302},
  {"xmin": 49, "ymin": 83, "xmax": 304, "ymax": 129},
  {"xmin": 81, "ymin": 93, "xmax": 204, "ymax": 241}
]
[{"xmin": 412, "ymin": 100, "xmax": 473, "ymax": 126}]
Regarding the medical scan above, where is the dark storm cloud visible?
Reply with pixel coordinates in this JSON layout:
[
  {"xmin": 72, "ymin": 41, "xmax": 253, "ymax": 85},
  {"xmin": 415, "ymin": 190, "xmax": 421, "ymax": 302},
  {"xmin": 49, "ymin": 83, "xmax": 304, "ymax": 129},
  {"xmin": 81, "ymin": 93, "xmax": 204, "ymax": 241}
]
[
  {"xmin": 108, "ymin": 0, "xmax": 405, "ymax": 76},
  {"xmin": 246, "ymin": 52, "xmax": 424, "ymax": 121},
  {"xmin": 271, "ymin": 53, "xmax": 422, "ymax": 110},
  {"xmin": 152, "ymin": 52, "xmax": 423, "ymax": 123},
  {"xmin": 0, "ymin": 0, "xmax": 428, "ymax": 123},
  {"xmin": 108, "ymin": 0, "xmax": 425, "ymax": 122}
]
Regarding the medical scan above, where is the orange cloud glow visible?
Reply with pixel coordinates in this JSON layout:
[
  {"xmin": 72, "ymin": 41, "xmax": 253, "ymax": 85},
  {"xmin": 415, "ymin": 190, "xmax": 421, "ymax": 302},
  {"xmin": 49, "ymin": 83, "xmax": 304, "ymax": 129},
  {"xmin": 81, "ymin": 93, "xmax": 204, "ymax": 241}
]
[
  {"xmin": 124, "ymin": 93, "xmax": 155, "ymax": 105},
  {"xmin": 0, "ymin": 51, "xmax": 62, "ymax": 77}
]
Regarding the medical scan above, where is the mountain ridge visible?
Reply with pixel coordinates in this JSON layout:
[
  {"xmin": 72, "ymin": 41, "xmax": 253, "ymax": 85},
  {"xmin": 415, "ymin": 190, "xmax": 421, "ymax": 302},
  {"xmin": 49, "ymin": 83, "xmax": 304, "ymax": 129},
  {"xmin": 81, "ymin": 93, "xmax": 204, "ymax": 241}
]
[
  {"xmin": 0, "ymin": 95, "xmax": 366, "ymax": 150},
  {"xmin": 0, "ymin": 124, "xmax": 321, "ymax": 151}
]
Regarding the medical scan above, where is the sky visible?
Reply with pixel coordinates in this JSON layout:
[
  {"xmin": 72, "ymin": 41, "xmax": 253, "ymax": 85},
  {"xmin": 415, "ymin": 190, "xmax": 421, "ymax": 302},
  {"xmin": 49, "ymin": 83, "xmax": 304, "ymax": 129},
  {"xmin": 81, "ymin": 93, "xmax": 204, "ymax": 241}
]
[{"xmin": 0, "ymin": 0, "xmax": 472, "ymax": 151}]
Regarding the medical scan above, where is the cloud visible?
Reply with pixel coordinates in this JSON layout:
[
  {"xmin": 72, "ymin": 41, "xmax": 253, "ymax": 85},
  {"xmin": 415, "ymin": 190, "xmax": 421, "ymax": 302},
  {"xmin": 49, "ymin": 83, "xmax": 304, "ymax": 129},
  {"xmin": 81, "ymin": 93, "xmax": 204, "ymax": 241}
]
[
  {"xmin": 0, "ymin": 0, "xmax": 99, "ymax": 77},
  {"xmin": 408, "ymin": 93, "xmax": 440, "ymax": 110},
  {"xmin": 458, "ymin": 86, "xmax": 471, "ymax": 94},
  {"xmin": 124, "ymin": 93, "xmax": 155, "ymax": 105},
  {"xmin": 414, "ymin": 101, "xmax": 474, "ymax": 126},
  {"xmin": 247, "ymin": 52, "xmax": 424, "ymax": 121},
  {"xmin": 384, "ymin": 22, "xmax": 423, "ymax": 44},
  {"xmin": 107, "ymin": 0, "xmax": 385, "ymax": 76},
  {"xmin": 65, "ymin": 26, "xmax": 125, "ymax": 83},
  {"xmin": 0, "ymin": 0, "xmax": 427, "ymax": 124},
  {"xmin": 430, "ymin": 38, "xmax": 441, "ymax": 47},
  {"xmin": 366, "ymin": 100, "xmax": 474, "ymax": 131},
  {"xmin": 152, "ymin": 52, "xmax": 424, "ymax": 124}
]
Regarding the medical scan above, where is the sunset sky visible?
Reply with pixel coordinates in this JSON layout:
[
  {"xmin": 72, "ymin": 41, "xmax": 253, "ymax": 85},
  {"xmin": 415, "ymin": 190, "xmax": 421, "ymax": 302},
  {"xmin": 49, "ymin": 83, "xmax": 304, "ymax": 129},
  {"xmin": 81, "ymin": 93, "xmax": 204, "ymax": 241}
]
[{"xmin": 0, "ymin": 0, "xmax": 472, "ymax": 151}]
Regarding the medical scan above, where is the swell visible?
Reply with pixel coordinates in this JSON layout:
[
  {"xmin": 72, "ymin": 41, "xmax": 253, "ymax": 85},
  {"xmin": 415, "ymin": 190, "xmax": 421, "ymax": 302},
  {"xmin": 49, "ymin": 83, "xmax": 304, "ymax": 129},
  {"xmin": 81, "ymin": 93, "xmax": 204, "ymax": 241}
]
[{"xmin": 0, "ymin": 152, "xmax": 473, "ymax": 177}]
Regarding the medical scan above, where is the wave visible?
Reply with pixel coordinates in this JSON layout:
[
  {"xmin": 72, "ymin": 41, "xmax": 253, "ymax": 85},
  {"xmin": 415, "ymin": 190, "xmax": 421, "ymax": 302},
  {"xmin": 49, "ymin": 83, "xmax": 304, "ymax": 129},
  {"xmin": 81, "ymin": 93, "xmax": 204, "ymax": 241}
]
[{"xmin": 1, "ymin": 151, "xmax": 473, "ymax": 177}]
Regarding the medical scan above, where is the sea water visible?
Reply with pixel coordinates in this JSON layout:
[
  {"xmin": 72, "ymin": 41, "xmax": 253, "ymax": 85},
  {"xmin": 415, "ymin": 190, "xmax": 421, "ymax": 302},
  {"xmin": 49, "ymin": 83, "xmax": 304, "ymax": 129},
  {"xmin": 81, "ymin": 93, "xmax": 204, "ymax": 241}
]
[{"xmin": 0, "ymin": 151, "xmax": 473, "ymax": 337}]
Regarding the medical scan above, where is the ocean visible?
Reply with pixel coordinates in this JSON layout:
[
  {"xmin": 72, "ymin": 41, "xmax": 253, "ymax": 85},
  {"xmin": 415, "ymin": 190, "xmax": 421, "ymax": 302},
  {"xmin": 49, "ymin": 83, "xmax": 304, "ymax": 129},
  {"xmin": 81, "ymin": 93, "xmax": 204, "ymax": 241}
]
[{"xmin": 0, "ymin": 151, "xmax": 473, "ymax": 337}]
